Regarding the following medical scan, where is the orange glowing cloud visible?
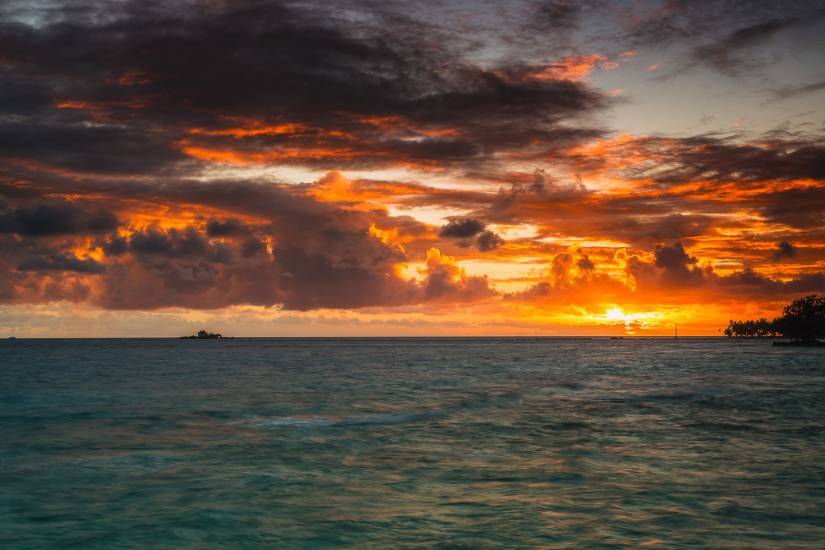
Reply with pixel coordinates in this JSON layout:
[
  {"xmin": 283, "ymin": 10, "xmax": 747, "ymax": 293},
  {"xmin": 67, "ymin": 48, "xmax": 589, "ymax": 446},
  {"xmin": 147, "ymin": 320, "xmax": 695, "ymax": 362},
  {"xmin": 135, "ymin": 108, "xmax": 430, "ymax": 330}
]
[
  {"xmin": 529, "ymin": 53, "xmax": 628, "ymax": 81},
  {"xmin": 188, "ymin": 123, "xmax": 308, "ymax": 138},
  {"xmin": 179, "ymin": 144, "xmax": 370, "ymax": 164}
]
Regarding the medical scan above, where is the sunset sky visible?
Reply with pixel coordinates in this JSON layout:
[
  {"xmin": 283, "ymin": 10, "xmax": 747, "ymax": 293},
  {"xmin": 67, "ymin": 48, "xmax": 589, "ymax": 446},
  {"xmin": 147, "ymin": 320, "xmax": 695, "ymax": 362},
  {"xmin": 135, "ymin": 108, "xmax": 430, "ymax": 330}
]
[{"xmin": 1, "ymin": 0, "xmax": 824, "ymax": 336}]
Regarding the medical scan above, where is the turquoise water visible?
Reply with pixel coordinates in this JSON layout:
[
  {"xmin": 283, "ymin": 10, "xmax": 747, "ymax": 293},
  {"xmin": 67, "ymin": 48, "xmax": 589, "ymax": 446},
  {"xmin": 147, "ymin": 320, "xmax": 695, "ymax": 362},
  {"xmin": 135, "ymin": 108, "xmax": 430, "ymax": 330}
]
[{"xmin": 1, "ymin": 338, "xmax": 824, "ymax": 548}]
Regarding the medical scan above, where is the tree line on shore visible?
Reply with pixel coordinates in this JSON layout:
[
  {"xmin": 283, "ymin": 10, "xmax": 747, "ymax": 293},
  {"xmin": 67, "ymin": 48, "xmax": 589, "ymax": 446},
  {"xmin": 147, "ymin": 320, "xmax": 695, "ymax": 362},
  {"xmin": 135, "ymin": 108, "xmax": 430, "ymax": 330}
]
[{"xmin": 725, "ymin": 295, "xmax": 825, "ymax": 342}]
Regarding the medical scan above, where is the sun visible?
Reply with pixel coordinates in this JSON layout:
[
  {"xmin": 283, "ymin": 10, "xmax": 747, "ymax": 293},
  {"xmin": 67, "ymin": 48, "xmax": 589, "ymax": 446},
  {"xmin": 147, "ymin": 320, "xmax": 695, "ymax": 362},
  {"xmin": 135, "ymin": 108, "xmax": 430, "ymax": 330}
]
[
  {"xmin": 601, "ymin": 306, "xmax": 665, "ymax": 335},
  {"xmin": 605, "ymin": 307, "xmax": 628, "ymax": 321}
]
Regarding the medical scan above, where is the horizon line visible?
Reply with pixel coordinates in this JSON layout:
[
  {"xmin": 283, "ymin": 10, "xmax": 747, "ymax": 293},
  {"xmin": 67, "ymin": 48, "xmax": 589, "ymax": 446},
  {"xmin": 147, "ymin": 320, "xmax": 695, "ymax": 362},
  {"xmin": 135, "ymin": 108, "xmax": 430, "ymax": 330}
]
[{"xmin": 4, "ymin": 335, "xmax": 753, "ymax": 340}]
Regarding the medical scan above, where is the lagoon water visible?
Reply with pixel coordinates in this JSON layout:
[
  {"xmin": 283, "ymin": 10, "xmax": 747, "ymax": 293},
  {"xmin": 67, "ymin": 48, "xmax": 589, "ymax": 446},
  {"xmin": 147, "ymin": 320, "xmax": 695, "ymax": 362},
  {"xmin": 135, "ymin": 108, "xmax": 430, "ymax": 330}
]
[{"xmin": 2, "ymin": 337, "xmax": 824, "ymax": 548}]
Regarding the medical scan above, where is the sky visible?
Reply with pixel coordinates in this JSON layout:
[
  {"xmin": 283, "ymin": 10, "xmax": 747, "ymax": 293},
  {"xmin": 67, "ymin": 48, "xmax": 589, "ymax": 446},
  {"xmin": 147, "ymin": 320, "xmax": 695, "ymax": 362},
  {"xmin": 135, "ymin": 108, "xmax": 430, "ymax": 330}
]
[{"xmin": 1, "ymin": 0, "xmax": 824, "ymax": 337}]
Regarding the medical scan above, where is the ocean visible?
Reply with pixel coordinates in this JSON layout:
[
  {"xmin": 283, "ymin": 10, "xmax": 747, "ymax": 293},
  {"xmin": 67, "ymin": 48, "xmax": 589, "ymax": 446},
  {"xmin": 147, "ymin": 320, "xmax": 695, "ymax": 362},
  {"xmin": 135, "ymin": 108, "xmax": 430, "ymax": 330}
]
[{"xmin": 1, "ymin": 337, "xmax": 824, "ymax": 548}]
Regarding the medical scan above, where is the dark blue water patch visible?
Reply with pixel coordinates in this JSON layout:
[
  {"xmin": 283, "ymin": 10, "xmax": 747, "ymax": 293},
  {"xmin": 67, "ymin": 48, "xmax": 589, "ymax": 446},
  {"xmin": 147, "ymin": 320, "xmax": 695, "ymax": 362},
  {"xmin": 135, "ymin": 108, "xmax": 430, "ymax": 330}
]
[{"xmin": 1, "ymin": 337, "xmax": 824, "ymax": 548}]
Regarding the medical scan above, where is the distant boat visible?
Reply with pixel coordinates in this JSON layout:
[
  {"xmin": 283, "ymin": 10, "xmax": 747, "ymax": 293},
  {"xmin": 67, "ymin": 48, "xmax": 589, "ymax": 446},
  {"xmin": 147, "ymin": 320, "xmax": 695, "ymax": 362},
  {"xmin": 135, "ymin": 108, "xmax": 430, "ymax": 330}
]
[
  {"xmin": 609, "ymin": 336, "xmax": 624, "ymax": 340},
  {"xmin": 181, "ymin": 330, "xmax": 224, "ymax": 339}
]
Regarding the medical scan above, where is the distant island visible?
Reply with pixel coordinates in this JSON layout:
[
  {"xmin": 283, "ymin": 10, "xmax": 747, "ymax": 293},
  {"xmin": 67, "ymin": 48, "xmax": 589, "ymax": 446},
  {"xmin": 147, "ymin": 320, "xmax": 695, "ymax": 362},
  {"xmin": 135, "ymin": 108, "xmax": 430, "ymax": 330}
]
[
  {"xmin": 181, "ymin": 330, "xmax": 224, "ymax": 339},
  {"xmin": 725, "ymin": 294, "xmax": 825, "ymax": 346}
]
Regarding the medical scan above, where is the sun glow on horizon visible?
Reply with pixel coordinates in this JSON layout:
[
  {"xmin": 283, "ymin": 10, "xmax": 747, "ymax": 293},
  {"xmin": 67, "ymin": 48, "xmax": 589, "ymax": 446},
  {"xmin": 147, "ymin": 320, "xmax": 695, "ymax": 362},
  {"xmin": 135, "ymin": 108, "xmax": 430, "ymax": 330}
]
[{"xmin": 602, "ymin": 307, "xmax": 665, "ymax": 335}]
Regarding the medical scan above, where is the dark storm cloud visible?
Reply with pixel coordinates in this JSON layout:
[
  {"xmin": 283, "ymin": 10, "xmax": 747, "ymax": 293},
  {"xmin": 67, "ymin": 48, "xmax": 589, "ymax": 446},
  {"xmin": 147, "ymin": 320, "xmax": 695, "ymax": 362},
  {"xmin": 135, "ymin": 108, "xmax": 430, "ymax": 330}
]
[
  {"xmin": 386, "ymin": 137, "xmax": 481, "ymax": 162},
  {"xmin": 475, "ymin": 230, "xmax": 503, "ymax": 252},
  {"xmin": 620, "ymin": 135, "xmax": 825, "ymax": 185},
  {"xmin": 101, "ymin": 234, "xmax": 128, "ymax": 256},
  {"xmin": 206, "ymin": 218, "xmax": 251, "ymax": 238},
  {"xmin": 624, "ymin": 241, "xmax": 824, "ymax": 298},
  {"xmin": 625, "ymin": 242, "xmax": 705, "ymax": 288},
  {"xmin": 0, "ymin": 121, "xmax": 189, "ymax": 175},
  {"xmin": 717, "ymin": 268, "xmax": 825, "ymax": 297},
  {"xmin": 437, "ymin": 218, "xmax": 502, "ymax": 252},
  {"xmin": 125, "ymin": 225, "xmax": 241, "ymax": 265},
  {"xmin": 94, "ymin": 220, "xmax": 412, "ymax": 311},
  {"xmin": 654, "ymin": 242, "xmax": 696, "ymax": 271},
  {"xmin": 1, "ymin": 0, "xmax": 824, "ymax": 317},
  {"xmin": 0, "ymin": 200, "xmax": 119, "ymax": 236},
  {"xmin": 439, "ymin": 218, "xmax": 486, "ymax": 239},
  {"xmin": 0, "ymin": 235, "xmax": 104, "ymax": 303},
  {"xmin": 270, "ymin": 244, "xmax": 410, "ymax": 310},
  {"xmin": 756, "ymin": 187, "xmax": 825, "ymax": 229},
  {"xmin": 0, "ymin": 73, "xmax": 53, "ymax": 115},
  {"xmin": 129, "ymin": 227, "xmax": 209, "ymax": 258},
  {"xmin": 94, "ymin": 219, "xmax": 493, "ymax": 311},
  {"xmin": 241, "ymin": 238, "xmax": 266, "ymax": 258},
  {"xmin": 17, "ymin": 252, "xmax": 105, "ymax": 274},
  {"xmin": 0, "ymin": 0, "xmax": 608, "ymax": 173},
  {"xmin": 771, "ymin": 241, "xmax": 796, "ymax": 261},
  {"xmin": 0, "ymin": 168, "xmax": 498, "ymax": 310},
  {"xmin": 544, "ymin": 131, "xmax": 825, "ymax": 236}
]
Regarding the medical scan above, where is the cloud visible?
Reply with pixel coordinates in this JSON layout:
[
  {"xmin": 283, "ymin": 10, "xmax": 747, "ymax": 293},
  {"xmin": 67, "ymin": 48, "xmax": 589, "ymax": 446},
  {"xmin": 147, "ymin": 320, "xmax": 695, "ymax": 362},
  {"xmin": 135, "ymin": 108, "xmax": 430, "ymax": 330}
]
[
  {"xmin": 771, "ymin": 241, "xmax": 797, "ymax": 261},
  {"xmin": 206, "ymin": 218, "xmax": 252, "ymax": 237},
  {"xmin": 0, "ymin": 200, "xmax": 119, "ymax": 236},
  {"xmin": 506, "ymin": 240, "xmax": 825, "ymax": 310},
  {"xmin": 98, "ymin": 234, "xmax": 126, "ymax": 256},
  {"xmin": 654, "ymin": 241, "xmax": 696, "ymax": 270},
  {"xmin": 0, "ymin": 168, "xmax": 505, "ymax": 311},
  {"xmin": 772, "ymin": 79, "xmax": 825, "ymax": 101},
  {"xmin": 241, "ymin": 238, "xmax": 267, "ymax": 258},
  {"xmin": 527, "ymin": 53, "xmax": 619, "ymax": 81},
  {"xmin": 0, "ymin": 0, "xmax": 824, "ymax": 332},
  {"xmin": 128, "ymin": 227, "xmax": 195, "ymax": 257},
  {"xmin": 595, "ymin": 213, "xmax": 717, "ymax": 245},
  {"xmin": 756, "ymin": 186, "xmax": 825, "ymax": 229},
  {"xmin": 421, "ymin": 248, "xmax": 496, "ymax": 302},
  {"xmin": 689, "ymin": 18, "xmax": 802, "ymax": 76},
  {"xmin": 621, "ymin": 3, "xmax": 825, "ymax": 79},
  {"xmin": 17, "ymin": 253, "xmax": 105, "ymax": 274},
  {"xmin": 616, "ymin": 135, "xmax": 825, "ymax": 185},
  {"xmin": 439, "ymin": 218, "xmax": 486, "ymax": 239},
  {"xmin": 619, "ymin": 243, "xmax": 703, "ymax": 290},
  {"xmin": 475, "ymin": 230, "xmax": 503, "ymax": 252},
  {"xmin": 0, "ymin": 0, "xmax": 609, "ymax": 174},
  {"xmin": 438, "ymin": 217, "xmax": 502, "ymax": 251},
  {"xmin": 0, "ymin": 121, "xmax": 188, "ymax": 175},
  {"xmin": 532, "ymin": 1, "xmax": 583, "ymax": 31}
]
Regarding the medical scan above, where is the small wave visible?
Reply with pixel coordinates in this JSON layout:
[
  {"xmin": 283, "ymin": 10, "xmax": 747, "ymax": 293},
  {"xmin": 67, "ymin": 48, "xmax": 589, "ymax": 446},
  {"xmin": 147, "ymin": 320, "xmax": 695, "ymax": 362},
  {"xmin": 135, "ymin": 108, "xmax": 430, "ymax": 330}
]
[
  {"xmin": 338, "ymin": 411, "xmax": 441, "ymax": 426},
  {"xmin": 252, "ymin": 416, "xmax": 335, "ymax": 428},
  {"xmin": 248, "ymin": 411, "xmax": 441, "ymax": 430},
  {"xmin": 588, "ymin": 388, "xmax": 722, "ymax": 402}
]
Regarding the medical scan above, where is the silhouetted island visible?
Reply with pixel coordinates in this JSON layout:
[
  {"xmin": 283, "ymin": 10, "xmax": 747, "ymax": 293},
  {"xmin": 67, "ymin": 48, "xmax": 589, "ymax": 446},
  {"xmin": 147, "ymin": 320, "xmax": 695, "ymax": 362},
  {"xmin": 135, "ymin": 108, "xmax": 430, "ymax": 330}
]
[
  {"xmin": 181, "ymin": 330, "xmax": 223, "ymax": 339},
  {"xmin": 725, "ymin": 295, "xmax": 825, "ymax": 346}
]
